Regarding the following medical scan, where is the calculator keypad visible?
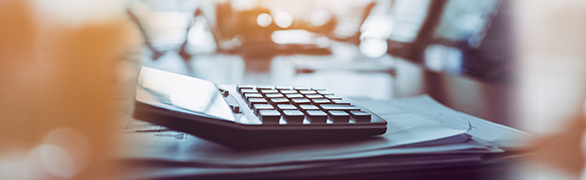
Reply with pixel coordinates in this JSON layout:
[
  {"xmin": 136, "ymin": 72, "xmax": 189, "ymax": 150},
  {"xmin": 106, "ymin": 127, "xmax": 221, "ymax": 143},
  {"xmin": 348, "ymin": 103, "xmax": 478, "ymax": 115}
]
[{"xmin": 236, "ymin": 85, "xmax": 372, "ymax": 124}]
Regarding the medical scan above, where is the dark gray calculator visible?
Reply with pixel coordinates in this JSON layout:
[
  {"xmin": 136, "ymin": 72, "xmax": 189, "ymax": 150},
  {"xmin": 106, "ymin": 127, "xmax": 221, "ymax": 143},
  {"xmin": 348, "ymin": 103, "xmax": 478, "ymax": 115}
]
[{"xmin": 133, "ymin": 67, "xmax": 387, "ymax": 149}]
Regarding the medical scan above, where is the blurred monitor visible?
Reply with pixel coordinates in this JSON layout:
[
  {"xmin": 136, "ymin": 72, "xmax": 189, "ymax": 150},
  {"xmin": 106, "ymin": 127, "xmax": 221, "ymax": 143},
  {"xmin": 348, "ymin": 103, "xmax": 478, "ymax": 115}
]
[
  {"xmin": 387, "ymin": 0, "xmax": 511, "ymax": 83},
  {"xmin": 385, "ymin": 0, "xmax": 435, "ymax": 58},
  {"xmin": 387, "ymin": 0, "xmax": 432, "ymax": 43},
  {"xmin": 432, "ymin": 0, "xmax": 500, "ymax": 48}
]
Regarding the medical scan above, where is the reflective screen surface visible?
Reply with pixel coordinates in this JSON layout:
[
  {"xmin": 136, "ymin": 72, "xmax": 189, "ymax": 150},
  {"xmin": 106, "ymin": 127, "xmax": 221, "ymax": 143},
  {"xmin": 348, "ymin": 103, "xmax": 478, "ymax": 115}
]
[{"xmin": 135, "ymin": 67, "xmax": 236, "ymax": 122}]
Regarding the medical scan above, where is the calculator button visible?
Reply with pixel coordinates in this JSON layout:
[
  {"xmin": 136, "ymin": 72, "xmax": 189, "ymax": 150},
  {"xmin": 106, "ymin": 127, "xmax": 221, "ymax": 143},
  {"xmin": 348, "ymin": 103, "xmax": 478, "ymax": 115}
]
[
  {"xmin": 285, "ymin": 94, "xmax": 304, "ymax": 99},
  {"xmin": 282, "ymin": 110, "xmax": 305, "ymax": 122},
  {"xmin": 280, "ymin": 90, "xmax": 298, "ymax": 94},
  {"xmin": 299, "ymin": 105, "xmax": 320, "ymax": 111},
  {"xmin": 328, "ymin": 111, "xmax": 350, "ymax": 122},
  {"xmin": 261, "ymin": 89, "xmax": 279, "ymax": 94},
  {"xmin": 237, "ymin": 85, "xmax": 255, "ymax": 91},
  {"xmin": 240, "ymin": 89, "xmax": 258, "ymax": 95},
  {"xmin": 311, "ymin": 99, "xmax": 331, "ymax": 104},
  {"xmin": 331, "ymin": 100, "xmax": 351, "ymax": 105},
  {"xmin": 276, "ymin": 86, "xmax": 293, "ymax": 90},
  {"xmin": 256, "ymin": 85, "xmax": 275, "ymax": 90},
  {"xmin": 305, "ymin": 110, "xmax": 328, "ymax": 122},
  {"xmin": 305, "ymin": 94, "xmax": 324, "ymax": 99},
  {"xmin": 294, "ymin": 87, "xmax": 311, "ymax": 91},
  {"xmin": 320, "ymin": 104, "xmax": 361, "ymax": 111},
  {"xmin": 291, "ymin": 98, "xmax": 311, "ymax": 104},
  {"xmin": 299, "ymin": 90, "xmax": 317, "ymax": 95},
  {"xmin": 258, "ymin": 110, "xmax": 281, "ymax": 122},
  {"xmin": 237, "ymin": 85, "xmax": 255, "ymax": 88},
  {"xmin": 248, "ymin": 98, "xmax": 268, "ymax": 106},
  {"xmin": 265, "ymin": 93, "xmax": 284, "ymax": 98},
  {"xmin": 253, "ymin": 104, "xmax": 274, "ymax": 113},
  {"xmin": 349, "ymin": 111, "xmax": 371, "ymax": 122},
  {"xmin": 317, "ymin": 91, "xmax": 334, "ymax": 95},
  {"xmin": 270, "ymin": 98, "xmax": 290, "ymax": 104},
  {"xmin": 277, "ymin": 104, "xmax": 298, "ymax": 111},
  {"xmin": 325, "ymin": 95, "xmax": 343, "ymax": 100},
  {"xmin": 244, "ymin": 93, "xmax": 263, "ymax": 100}
]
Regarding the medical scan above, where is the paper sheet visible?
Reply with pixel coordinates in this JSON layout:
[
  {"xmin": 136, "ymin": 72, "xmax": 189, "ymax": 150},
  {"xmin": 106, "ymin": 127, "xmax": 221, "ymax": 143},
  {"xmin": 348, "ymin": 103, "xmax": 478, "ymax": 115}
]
[
  {"xmin": 118, "ymin": 112, "xmax": 481, "ymax": 166},
  {"xmin": 361, "ymin": 95, "xmax": 532, "ymax": 149},
  {"xmin": 117, "ymin": 95, "xmax": 527, "ymax": 179},
  {"xmin": 119, "ymin": 131, "xmax": 498, "ymax": 165}
]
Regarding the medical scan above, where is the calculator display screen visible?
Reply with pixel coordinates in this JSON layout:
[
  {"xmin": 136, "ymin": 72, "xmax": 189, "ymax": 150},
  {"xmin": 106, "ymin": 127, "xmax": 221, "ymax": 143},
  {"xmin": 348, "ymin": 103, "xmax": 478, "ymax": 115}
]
[{"xmin": 135, "ymin": 67, "xmax": 235, "ymax": 121}]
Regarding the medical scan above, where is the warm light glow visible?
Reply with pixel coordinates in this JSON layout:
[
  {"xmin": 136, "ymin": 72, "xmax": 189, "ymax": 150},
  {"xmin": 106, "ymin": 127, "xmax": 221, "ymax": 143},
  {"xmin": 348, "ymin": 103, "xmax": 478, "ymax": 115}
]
[
  {"xmin": 360, "ymin": 16, "xmax": 393, "ymax": 39},
  {"xmin": 232, "ymin": 34, "xmax": 245, "ymax": 46},
  {"xmin": 0, "ymin": 128, "xmax": 92, "ymax": 179},
  {"xmin": 0, "ymin": 0, "xmax": 125, "ymax": 179},
  {"xmin": 271, "ymin": 30, "xmax": 314, "ymax": 44},
  {"xmin": 359, "ymin": 39, "xmax": 387, "ymax": 58},
  {"xmin": 33, "ymin": 0, "xmax": 125, "ymax": 26},
  {"xmin": 231, "ymin": 0, "xmax": 257, "ymax": 11},
  {"xmin": 38, "ymin": 144, "xmax": 76, "ymax": 178},
  {"xmin": 315, "ymin": 36, "xmax": 330, "ymax": 48},
  {"xmin": 274, "ymin": 12, "xmax": 293, "ymax": 28},
  {"xmin": 309, "ymin": 10, "xmax": 331, "ymax": 26},
  {"xmin": 256, "ymin": 13, "xmax": 272, "ymax": 27}
]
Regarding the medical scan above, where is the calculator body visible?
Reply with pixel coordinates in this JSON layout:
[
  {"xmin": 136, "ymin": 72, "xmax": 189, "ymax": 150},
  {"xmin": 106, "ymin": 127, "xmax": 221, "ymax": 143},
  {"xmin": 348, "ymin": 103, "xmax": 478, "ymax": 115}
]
[{"xmin": 133, "ymin": 67, "xmax": 387, "ymax": 149}]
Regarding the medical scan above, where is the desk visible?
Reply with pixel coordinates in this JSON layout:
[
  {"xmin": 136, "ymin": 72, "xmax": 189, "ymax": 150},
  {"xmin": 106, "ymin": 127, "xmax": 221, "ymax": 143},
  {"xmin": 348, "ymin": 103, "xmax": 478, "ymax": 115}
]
[
  {"xmin": 112, "ymin": 42, "xmax": 523, "ymax": 179},
  {"xmin": 392, "ymin": 59, "xmax": 518, "ymax": 129}
]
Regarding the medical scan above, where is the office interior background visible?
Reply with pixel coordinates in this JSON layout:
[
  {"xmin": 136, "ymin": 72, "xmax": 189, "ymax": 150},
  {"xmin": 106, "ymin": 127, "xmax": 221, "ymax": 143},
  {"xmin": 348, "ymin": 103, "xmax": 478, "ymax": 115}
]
[{"xmin": 0, "ymin": 0, "xmax": 585, "ymax": 179}]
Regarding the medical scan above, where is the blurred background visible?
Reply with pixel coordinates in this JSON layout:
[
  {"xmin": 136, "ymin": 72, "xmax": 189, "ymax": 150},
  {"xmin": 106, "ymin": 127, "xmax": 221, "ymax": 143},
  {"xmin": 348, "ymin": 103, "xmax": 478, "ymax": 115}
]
[
  {"xmin": 124, "ymin": 0, "xmax": 513, "ymax": 116},
  {"xmin": 1, "ymin": 0, "xmax": 585, "ymax": 179}
]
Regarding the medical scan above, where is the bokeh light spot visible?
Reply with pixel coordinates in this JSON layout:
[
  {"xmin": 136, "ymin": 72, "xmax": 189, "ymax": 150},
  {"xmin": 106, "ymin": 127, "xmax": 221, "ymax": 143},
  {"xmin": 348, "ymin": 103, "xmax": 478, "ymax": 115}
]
[
  {"xmin": 275, "ymin": 12, "xmax": 293, "ymax": 28},
  {"xmin": 256, "ymin": 13, "xmax": 272, "ymax": 27}
]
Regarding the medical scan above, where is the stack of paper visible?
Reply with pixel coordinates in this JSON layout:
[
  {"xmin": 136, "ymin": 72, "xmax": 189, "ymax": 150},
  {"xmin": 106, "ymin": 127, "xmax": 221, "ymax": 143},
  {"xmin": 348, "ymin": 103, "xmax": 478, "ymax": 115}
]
[{"xmin": 116, "ymin": 95, "xmax": 530, "ymax": 180}]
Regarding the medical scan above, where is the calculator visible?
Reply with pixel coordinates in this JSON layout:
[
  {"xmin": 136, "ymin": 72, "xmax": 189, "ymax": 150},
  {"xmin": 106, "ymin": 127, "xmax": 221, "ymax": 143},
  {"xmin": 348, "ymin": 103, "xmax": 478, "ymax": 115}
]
[{"xmin": 133, "ymin": 67, "xmax": 387, "ymax": 149}]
